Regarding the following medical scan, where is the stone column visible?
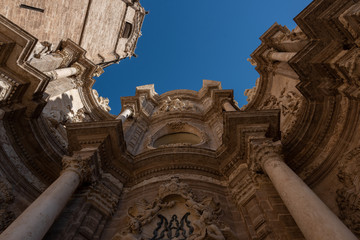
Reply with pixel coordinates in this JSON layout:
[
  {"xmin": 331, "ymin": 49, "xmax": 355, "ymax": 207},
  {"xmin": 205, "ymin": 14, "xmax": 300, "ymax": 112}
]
[
  {"xmin": 116, "ymin": 105, "xmax": 134, "ymax": 122},
  {"xmin": 222, "ymin": 100, "xmax": 237, "ymax": 111},
  {"xmin": 249, "ymin": 139, "xmax": 358, "ymax": 240},
  {"xmin": 268, "ymin": 51, "xmax": 296, "ymax": 62},
  {"xmin": 44, "ymin": 67, "xmax": 78, "ymax": 80},
  {"xmin": 0, "ymin": 151, "xmax": 97, "ymax": 240}
]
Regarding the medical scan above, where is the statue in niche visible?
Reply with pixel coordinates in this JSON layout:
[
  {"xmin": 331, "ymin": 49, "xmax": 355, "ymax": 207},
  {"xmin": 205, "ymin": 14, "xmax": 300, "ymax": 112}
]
[{"xmin": 113, "ymin": 177, "xmax": 237, "ymax": 240}]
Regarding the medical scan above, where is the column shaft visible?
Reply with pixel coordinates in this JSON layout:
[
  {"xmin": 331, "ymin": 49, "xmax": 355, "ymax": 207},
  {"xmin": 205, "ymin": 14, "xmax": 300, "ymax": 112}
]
[
  {"xmin": 116, "ymin": 108, "xmax": 133, "ymax": 122},
  {"xmin": 262, "ymin": 157, "xmax": 357, "ymax": 240},
  {"xmin": 44, "ymin": 67, "xmax": 78, "ymax": 80},
  {"xmin": 0, "ymin": 170, "xmax": 81, "ymax": 240},
  {"xmin": 269, "ymin": 52, "xmax": 296, "ymax": 62}
]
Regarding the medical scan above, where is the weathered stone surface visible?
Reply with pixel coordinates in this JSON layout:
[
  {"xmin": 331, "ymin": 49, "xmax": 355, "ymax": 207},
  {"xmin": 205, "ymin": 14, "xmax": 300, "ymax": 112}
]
[{"xmin": 1, "ymin": 0, "xmax": 360, "ymax": 239}]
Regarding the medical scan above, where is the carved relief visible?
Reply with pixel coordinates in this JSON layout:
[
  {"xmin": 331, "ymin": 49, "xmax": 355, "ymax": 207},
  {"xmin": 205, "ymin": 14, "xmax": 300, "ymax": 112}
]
[
  {"xmin": 337, "ymin": 147, "xmax": 360, "ymax": 237},
  {"xmin": 93, "ymin": 89, "xmax": 111, "ymax": 112},
  {"xmin": 0, "ymin": 178, "xmax": 15, "ymax": 232},
  {"xmin": 0, "ymin": 77, "xmax": 12, "ymax": 102},
  {"xmin": 0, "ymin": 73, "xmax": 16, "ymax": 104},
  {"xmin": 259, "ymin": 88, "xmax": 304, "ymax": 137},
  {"xmin": 272, "ymin": 26, "xmax": 307, "ymax": 43},
  {"xmin": 113, "ymin": 178, "xmax": 236, "ymax": 240},
  {"xmin": 156, "ymin": 97, "xmax": 197, "ymax": 114}
]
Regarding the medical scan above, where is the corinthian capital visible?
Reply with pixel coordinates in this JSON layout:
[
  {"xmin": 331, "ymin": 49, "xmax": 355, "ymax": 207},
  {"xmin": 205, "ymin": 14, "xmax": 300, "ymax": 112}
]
[
  {"xmin": 248, "ymin": 139, "xmax": 283, "ymax": 173},
  {"xmin": 61, "ymin": 149, "xmax": 99, "ymax": 183}
]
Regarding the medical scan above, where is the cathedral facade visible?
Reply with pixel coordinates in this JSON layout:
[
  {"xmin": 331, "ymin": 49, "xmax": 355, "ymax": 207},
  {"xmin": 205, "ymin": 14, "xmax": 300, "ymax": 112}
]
[{"xmin": 0, "ymin": 0, "xmax": 359, "ymax": 239}]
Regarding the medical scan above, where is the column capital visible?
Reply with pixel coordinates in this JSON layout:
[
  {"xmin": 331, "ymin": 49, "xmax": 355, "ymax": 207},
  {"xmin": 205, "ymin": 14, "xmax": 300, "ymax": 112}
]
[
  {"xmin": 61, "ymin": 149, "xmax": 99, "ymax": 183},
  {"xmin": 124, "ymin": 104, "xmax": 135, "ymax": 115},
  {"xmin": 248, "ymin": 138, "xmax": 283, "ymax": 173}
]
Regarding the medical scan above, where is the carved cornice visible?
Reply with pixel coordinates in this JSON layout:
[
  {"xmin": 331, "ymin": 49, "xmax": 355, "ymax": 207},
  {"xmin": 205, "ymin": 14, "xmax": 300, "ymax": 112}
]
[{"xmin": 219, "ymin": 110, "xmax": 280, "ymax": 177}]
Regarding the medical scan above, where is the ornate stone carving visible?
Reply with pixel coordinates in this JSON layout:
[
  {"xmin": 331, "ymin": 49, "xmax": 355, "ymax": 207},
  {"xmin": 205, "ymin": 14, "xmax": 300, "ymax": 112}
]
[
  {"xmin": 113, "ymin": 178, "xmax": 235, "ymax": 240},
  {"xmin": 337, "ymin": 147, "xmax": 360, "ymax": 237},
  {"xmin": 272, "ymin": 26, "xmax": 307, "ymax": 43},
  {"xmin": 62, "ymin": 150, "xmax": 99, "ymax": 182},
  {"xmin": 0, "ymin": 178, "xmax": 15, "ymax": 232},
  {"xmin": 71, "ymin": 62, "xmax": 87, "ymax": 87},
  {"xmin": 243, "ymin": 78, "xmax": 259, "ymax": 105},
  {"xmin": 92, "ymin": 89, "xmax": 111, "ymax": 112},
  {"xmin": 259, "ymin": 88, "xmax": 304, "ymax": 137},
  {"xmin": 56, "ymin": 47, "xmax": 76, "ymax": 68},
  {"xmin": 247, "ymin": 58, "xmax": 257, "ymax": 66},
  {"xmin": 0, "ymin": 73, "xmax": 17, "ymax": 104},
  {"xmin": 156, "ymin": 97, "xmax": 196, "ymax": 114},
  {"xmin": 248, "ymin": 139, "xmax": 283, "ymax": 173}
]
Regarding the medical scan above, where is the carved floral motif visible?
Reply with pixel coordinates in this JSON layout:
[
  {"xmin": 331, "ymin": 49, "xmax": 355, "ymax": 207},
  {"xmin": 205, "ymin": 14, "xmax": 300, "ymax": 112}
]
[{"xmin": 337, "ymin": 147, "xmax": 360, "ymax": 237}]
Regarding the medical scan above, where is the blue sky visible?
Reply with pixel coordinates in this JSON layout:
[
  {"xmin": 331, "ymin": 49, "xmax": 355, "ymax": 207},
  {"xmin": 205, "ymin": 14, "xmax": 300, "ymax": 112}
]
[{"xmin": 94, "ymin": 0, "xmax": 312, "ymax": 115}]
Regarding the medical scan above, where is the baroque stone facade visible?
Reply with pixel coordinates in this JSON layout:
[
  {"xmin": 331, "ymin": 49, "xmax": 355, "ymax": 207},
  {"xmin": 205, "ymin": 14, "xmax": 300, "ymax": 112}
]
[{"xmin": 0, "ymin": 0, "xmax": 360, "ymax": 239}]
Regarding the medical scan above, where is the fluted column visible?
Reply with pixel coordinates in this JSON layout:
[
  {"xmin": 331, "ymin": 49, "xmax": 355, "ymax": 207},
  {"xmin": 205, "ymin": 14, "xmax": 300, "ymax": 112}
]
[
  {"xmin": 248, "ymin": 139, "xmax": 358, "ymax": 240},
  {"xmin": 116, "ymin": 105, "xmax": 134, "ymax": 123},
  {"xmin": 0, "ymin": 151, "xmax": 97, "ymax": 240},
  {"xmin": 222, "ymin": 100, "xmax": 236, "ymax": 111}
]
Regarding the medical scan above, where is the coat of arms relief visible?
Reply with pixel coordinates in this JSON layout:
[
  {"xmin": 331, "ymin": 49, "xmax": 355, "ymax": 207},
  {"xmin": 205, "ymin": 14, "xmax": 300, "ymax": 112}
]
[{"xmin": 112, "ymin": 177, "xmax": 237, "ymax": 240}]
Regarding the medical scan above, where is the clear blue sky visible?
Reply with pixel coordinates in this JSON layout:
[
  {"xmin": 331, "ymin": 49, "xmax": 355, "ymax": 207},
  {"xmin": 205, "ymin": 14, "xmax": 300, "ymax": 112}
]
[{"xmin": 94, "ymin": 0, "xmax": 312, "ymax": 115}]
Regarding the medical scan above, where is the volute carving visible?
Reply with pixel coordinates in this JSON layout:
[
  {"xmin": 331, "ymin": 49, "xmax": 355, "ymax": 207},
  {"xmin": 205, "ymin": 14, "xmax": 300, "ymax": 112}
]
[
  {"xmin": 113, "ymin": 177, "xmax": 236, "ymax": 240},
  {"xmin": 336, "ymin": 147, "xmax": 360, "ymax": 237}
]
